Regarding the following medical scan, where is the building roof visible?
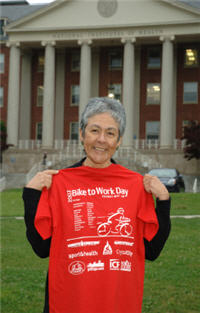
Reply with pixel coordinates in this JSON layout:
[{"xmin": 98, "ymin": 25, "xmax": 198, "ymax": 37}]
[
  {"xmin": 1, "ymin": 3, "xmax": 46, "ymax": 22},
  {"xmin": 1, "ymin": 0, "xmax": 200, "ymax": 24},
  {"xmin": 179, "ymin": 0, "xmax": 200, "ymax": 9}
]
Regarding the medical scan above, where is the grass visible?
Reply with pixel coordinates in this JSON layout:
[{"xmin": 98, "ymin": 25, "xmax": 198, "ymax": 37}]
[
  {"xmin": 143, "ymin": 218, "xmax": 200, "ymax": 313},
  {"xmin": 1, "ymin": 189, "xmax": 200, "ymax": 313}
]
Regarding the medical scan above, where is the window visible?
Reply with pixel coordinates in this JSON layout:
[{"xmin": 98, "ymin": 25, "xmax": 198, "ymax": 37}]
[
  {"xmin": 107, "ymin": 84, "xmax": 122, "ymax": 101},
  {"xmin": 0, "ymin": 18, "xmax": 8, "ymax": 37},
  {"xmin": 36, "ymin": 122, "xmax": 42, "ymax": 140},
  {"xmin": 109, "ymin": 50, "xmax": 122, "ymax": 70},
  {"xmin": 182, "ymin": 120, "xmax": 193, "ymax": 128},
  {"xmin": 182, "ymin": 120, "xmax": 193, "ymax": 136},
  {"xmin": 146, "ymin": 121, "xmax": 160, "ymax": 140},
  {"xmin": 38, "ymin": 55, "xmax": 44, "ymax": 72},
  {"xmin": 146, "ymin": 83, "xmax": 160, "ymax": 105},
  {"xmin": 0, "ymin": 87, "xmax": 3, "ymax": 107},
  {"xmin": 0, "ymin": 54, "xmax": 5, "ymax": 73},
  {"xmin": 71, "ymin": 85, "xmax": 80, "ymax": 106},
  {"xmin": 70, "ymin": 122, "xmax": 79, "ymax": 140},
  {"xmin": 184, "ymin": 48, "xmax": 198, "ymax": 67},
  {"xmin": 71, "ymin": 53, "xmax": 80, "ymax": 71},
  {"xmin": 37, "ymin": 86, "xmax": 43, "ymax": 107},
  {"xmin": 183, "ymin": 82, "xmax": 198, "ymax": 104},
  {"xmin": 147, "ymin": 47, "xmax": 161, "ymax": 69}
]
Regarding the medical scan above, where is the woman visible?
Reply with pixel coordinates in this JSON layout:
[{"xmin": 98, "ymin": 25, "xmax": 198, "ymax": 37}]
[{"xmin": 23, "ymin": 97, "xmax": 170, "ymax": 313}]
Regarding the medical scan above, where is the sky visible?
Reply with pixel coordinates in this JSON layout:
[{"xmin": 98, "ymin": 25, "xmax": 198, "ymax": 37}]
[{"xmin": 27, "ymin": 0, "xmax": 55, "ymax": 4}]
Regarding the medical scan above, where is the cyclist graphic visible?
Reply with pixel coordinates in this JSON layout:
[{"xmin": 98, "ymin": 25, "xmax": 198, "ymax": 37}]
[{"xmin": 97, "ymin": 208, "xmax": 133, "ymax": 237}]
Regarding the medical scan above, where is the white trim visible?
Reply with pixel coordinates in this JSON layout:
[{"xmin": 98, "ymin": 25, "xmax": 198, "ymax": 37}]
[{"xmin": 6, "ymin": 18, "xmax": 200, "ymax": 33}]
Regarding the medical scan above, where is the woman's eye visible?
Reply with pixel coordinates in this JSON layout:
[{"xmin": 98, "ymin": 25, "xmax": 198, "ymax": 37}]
[{"xmin": 107, "ymin": 132, "xmax": 115, "ymax": 137}]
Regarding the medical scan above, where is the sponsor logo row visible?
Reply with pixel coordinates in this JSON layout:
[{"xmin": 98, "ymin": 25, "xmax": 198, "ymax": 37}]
[
  {"xmin": 67, "ymin": 239, "xmax": 134, "ymax": 248},
  {"xmin": 68, "ymin": 259, "xmax": 132, "ymax": 275},
  {"xmin": 68, "ymin": 249, "xmax": 133, "ymax": 259},
  {"xmin": 68, "ymin": 241, "xmax": 133, "ymax": 259}
]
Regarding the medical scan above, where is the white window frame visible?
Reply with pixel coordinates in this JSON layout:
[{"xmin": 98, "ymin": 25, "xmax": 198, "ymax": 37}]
[
  {"xmin": 0, "ymin": 86, "xmax": 4, "ymax": 108},
  {"xmin": 147, "ymin": 47, "xmax": 161, "ymax": 69},
  {"xmin": 107, "ymin": 83, "xmax": 122, "ymax": 101},
  {"xmin": 71, "ymin": 52, "xmax": 80, "ymax": 72},
  {"xmin": 183, "ymin": 82, "xmax": 198, "ymax": 104},
  {"xmin": 146, "ymin": 121, "xmax": 160, "ymax": 140},
  {"xmin": 70, "ymin": 122, "xmax": 79, "ymax": 140},
  {"xmin": 184, "ymin": 48, "xmax": 199, "ymax": 68},
  {"xmin": 146, "ymin": 83, "xmax": 161, "ymax": 105},
  {"xmin": 108, "ymin": 50, "xmax": 122, "ymax": 70},
  {"xmin": 37, "ymin": 55, "xmax": 44, "ymax": 73},
  {"xmin": 37, "ymin": 85, "xmax": 43, "ymax": 107},
  {"xmin": 0, "ymin": 53, "xmax": 5, "ymax": 73},
  {"xmin": 71, "ymin": 85, "xmax": 80, "ymax": 106},
  {"xmin": 36, "ymin": 122, "xmax": 42, "ymax": 140}
]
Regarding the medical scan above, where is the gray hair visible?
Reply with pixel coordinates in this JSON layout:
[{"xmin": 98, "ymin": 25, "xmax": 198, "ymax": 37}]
[{"xmin": 80, "ymin": 97, "xmax": 126, "ymax": 139}]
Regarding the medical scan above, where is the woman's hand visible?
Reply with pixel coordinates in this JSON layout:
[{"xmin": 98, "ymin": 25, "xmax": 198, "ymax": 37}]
[
  {"xmin": 26, "ymin": 170, "xmax": 59, "ymax": 191},
  {"xmin": 143, "ymin": 174, "xmax": 169, "ymax": 200}
]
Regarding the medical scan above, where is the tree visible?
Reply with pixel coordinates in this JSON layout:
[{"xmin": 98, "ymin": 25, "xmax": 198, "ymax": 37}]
[
  {"xmin": 0, "ymin": 120, "xmax": 7, "ymax": 151},
  {"xmin": 182, "ymin": 121, "xmax": 200, "ymax": 160}
]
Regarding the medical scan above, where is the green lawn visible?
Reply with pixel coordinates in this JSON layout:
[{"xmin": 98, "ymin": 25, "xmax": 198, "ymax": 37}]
[{"xmin": 1, "ymin": 190, "xmax": 200, "ymax": 313}]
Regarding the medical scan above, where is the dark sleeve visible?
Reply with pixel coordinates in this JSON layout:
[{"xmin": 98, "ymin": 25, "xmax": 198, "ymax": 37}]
[
  {"xmin": 144, "ymin": 198, "xmax": 171, "ymax": 261},
  {"xmin": 22, "ymin": 187, "xmax": 51, "ymax": 258}
]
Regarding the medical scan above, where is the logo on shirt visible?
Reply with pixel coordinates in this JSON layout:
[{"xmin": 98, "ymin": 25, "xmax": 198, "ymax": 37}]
[
  {"xmin": 110, "ymin": 259, "xmax": 132, "ymax": 272},
  {"xmin": 66, "ymin": 186, "xmax": 128, "ymax": 202},
  {"xmin": 87, "ymin": 260, "xmax": 105, "ymax": 272},
  {"xmin": 97, "ymin": 208, "xmax": 133, "ymax": 238},
  {"xmin": 68, "ymin": 261, "xmax": 86, "ymax": 275},
  {"xmin": 103, "ymin": 241, "xmax": 113, "ymax": 255},
  {"xmin": 110, "ymin": 259, "xmax": 121, "ymax": 270}
]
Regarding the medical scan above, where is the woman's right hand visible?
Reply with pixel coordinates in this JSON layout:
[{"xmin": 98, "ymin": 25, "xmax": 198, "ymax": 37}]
[{"xmin": 26, "ymin": 170, "xmax": 59, "ymax": 191}]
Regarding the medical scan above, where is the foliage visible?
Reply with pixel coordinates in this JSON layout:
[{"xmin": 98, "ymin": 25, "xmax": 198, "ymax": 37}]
[
  {"xmin": 0, "ymin": 120, "xmax": 7, "ymax": 152},
  {"xmin": 182, "ymin": 121, "xmax": 200, "ymax": 160},
  {"xmin": 0, "ymin": 120, "xmax": 12, "ymax": 163}
]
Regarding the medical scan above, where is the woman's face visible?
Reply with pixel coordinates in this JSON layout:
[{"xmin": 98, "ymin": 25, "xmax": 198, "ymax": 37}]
[{"xmin": 80, "ymin": 112, "xmax": 122, "ymax": 168}]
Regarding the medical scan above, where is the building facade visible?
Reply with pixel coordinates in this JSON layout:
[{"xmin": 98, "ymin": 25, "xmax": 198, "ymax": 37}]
[{"xmin": 1, "ymin": 0, "xmax": 200, "ymax": 150}]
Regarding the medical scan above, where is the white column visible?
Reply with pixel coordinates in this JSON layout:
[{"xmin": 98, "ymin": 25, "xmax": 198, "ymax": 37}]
[
  {"xmin": 6, "ymin": 42, "xmax": 21, "ymax": 146},
  {"xmin": 55, "ymin": 49, "xmax": 65, "ymax": 140},
  {"xmin": 121, "ymin": 38, "xmax": 136, "ymax": 147},
  {"xmin": 41, "ymin": 41, "xmax": 56, "ymax": 148},
  {"xmin": 160, "ymin": 36, "xmax": 175, "ymax": 149},
  {"xmin": 19, "ymin": 50, "xmax": 32, "ymax": 140},
  {"xmin": 78, "ymin": 39, "xmax": 92, "ymax": 122},
  {"xmin": 91, "ymin": 50, "xmax": 100, "ymax": 97}
]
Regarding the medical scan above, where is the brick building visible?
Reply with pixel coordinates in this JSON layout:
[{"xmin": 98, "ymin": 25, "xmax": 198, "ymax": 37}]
[{"xmin": 0, "ymin": 0, "xmax": 200, "ymax": 151}]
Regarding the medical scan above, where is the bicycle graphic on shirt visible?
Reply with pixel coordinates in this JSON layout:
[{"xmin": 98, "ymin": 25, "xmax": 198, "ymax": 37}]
[{"xmin": 97, "ymin": 208, "xmax": 133, "ymax": 237}]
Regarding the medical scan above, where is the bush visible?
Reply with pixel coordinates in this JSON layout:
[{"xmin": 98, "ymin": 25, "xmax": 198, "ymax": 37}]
[{"xmin": 182, "ymin": 121, "xmax": 200, "ymax": 160}]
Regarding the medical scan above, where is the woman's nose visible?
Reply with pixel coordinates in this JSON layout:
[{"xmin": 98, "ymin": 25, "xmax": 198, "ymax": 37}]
[{"xmin": 97, "ymin": 131, "xmax": 106, "ymax": 142}]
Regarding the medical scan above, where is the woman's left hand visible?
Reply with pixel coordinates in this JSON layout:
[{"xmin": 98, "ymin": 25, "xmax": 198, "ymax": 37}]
[{"xmin": 143, "ymin": 174, "xmax": 169, "ymax": 200}]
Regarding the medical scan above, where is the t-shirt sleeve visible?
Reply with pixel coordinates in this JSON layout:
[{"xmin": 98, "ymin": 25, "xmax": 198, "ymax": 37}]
[
  {"xmin": 34, "ymin": 187, "xmax": 53, "ymax": 240},
  {"xmin": 137, "ymin": 188, "xmax": 159, "ymax": 241}
]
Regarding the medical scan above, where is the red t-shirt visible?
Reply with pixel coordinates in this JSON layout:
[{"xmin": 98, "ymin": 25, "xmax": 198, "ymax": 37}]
[{"xmin": 35, "ymin": 164, "xmax": 158, "ymax": 313}]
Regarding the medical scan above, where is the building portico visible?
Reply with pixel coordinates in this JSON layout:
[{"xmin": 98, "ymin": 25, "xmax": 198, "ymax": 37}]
[{"xmin": 2, "ymin": 0, "xmax": 200, "ymax": 150}]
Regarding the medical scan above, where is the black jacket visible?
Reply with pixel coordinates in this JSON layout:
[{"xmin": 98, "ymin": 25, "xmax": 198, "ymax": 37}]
[{"xmin": 23, "ymin": 159, "xmax": 171, "ymax": 313}]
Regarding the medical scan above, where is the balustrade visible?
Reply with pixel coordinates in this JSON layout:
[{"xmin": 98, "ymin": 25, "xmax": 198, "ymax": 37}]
[{"xmin": 17, "ymin": 139, "xmax": 186, "ymax": 151}]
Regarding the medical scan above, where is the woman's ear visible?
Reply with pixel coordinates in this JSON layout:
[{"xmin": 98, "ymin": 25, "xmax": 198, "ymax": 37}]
[
  {"xmin": 116, "ymin": 137, "xmax": 122, "ymax": 149},
  {"xmin": 79, "ymin": 129, "xmax": 84, "ymax": 143}
]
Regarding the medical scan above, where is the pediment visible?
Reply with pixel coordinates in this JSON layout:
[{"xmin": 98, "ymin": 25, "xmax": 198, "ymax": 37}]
[{"xmin": 6, "ymin": 0, "xmax": 200, "ymax": 32}]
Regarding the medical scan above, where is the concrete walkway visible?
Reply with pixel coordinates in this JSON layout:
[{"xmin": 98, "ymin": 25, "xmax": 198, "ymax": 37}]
[{"xmin": 170, "ymin": 215, "xmax": 200, "ymax": 219}]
